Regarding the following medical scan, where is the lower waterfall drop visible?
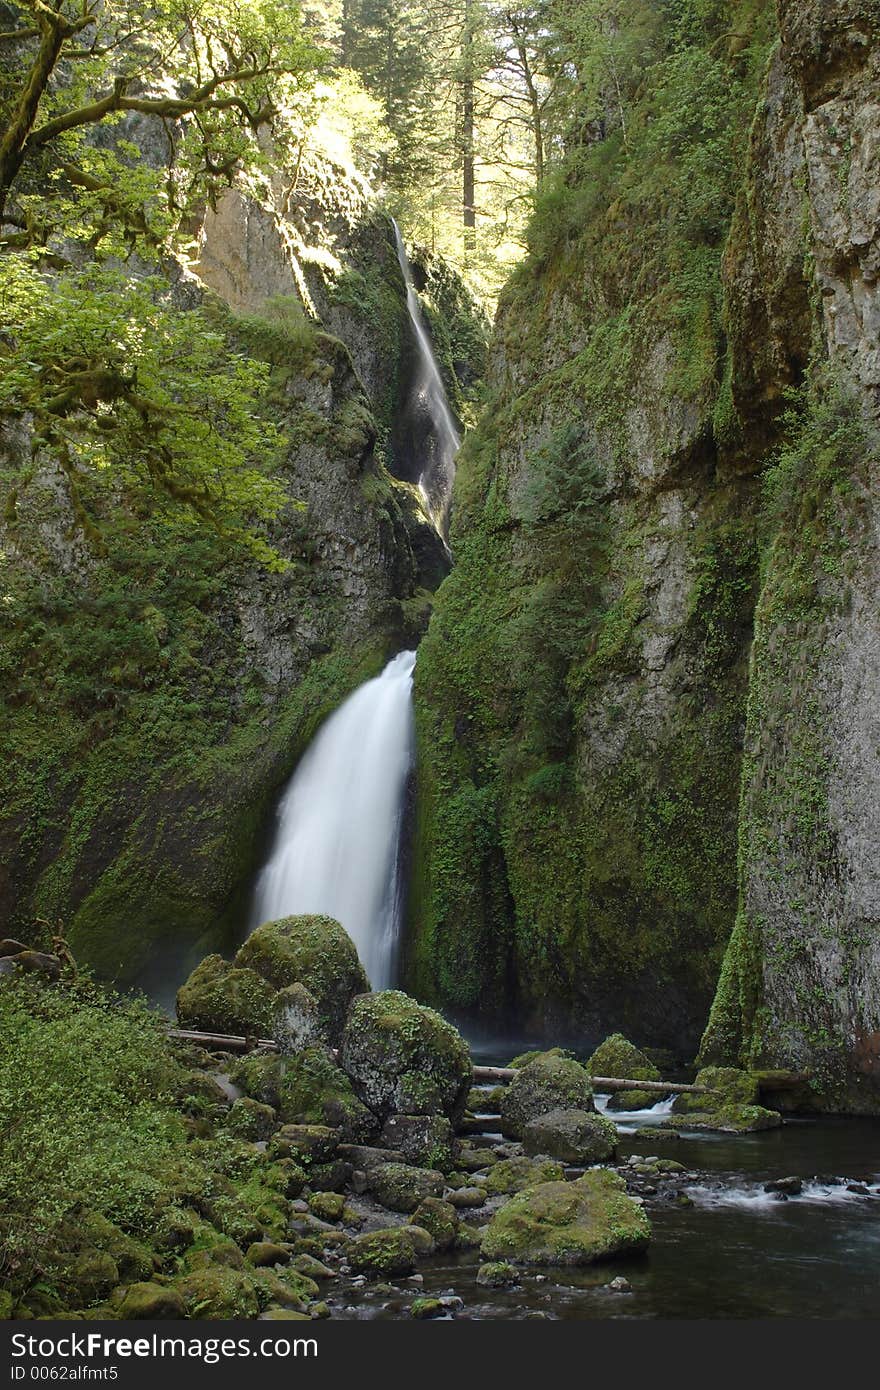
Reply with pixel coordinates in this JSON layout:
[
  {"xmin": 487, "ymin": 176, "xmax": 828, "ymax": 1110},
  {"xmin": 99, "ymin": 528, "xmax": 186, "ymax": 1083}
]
[{"xmin": 249, "ymin": 651, "xmax": 416, "ymax": 990}]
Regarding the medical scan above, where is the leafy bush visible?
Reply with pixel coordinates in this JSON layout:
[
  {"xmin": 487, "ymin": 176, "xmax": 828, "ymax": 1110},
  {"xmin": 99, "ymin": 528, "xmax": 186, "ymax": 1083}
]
[{"xmin": 0, "ymin": 976, "xmax": 191, "ymax": 1273}]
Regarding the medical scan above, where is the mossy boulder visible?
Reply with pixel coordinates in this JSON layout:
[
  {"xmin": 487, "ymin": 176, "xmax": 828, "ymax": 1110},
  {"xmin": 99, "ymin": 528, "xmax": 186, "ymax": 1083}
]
[
  {"xmin": 176, "ymin": 955, "xmax": 278, "ymax": 1037},
  {"xmin": 671, "ymin": 1103, "xmax": 782, "ymax": 1133},
  {"xmin": 480, "ymin": 1169, "xmax": 651, "ymax": 1266},
  {"xmin": 236, "ymin": 915, "xmax": 368, "ymax": 1043},
  {"xmin": 500, "ymin": 1054, "xmax": 594, "ymax": 1139},
  {"xmin": 245, "ymin": 1241, "xmax": 288, "ymax": 1268},
  {"xmin": 483, "ymin": 1156, "xmax": 565, "ymax": 1196},
  {"xmin": 380, "ymin": 1113, "xmax": 457, "ymax": 1171},
  {"xmin": 176, "ymin": 1267, "xmax": 261, "ymax": 1319},
  {"xmin": 586, "ymin": 1034, "xmax": 662, "ymax": 1111},
  {"xmin": 267, "ymin": 1123, "xmax": 339, "ymax": 1164},
  {"xmin": 368, "ymin": 1161, "xmax": 445, "ymax": 1213},
  {"xmin": 307, "ymin": 1191, "xmax": 345, "ymax": 1222},
  {"xmin": 251, "ymin": 1267, "xmax": 318, "ymax": 1311},
  {"xmin": 411, "ymin": 1197, "xmax": 459, "ymax": 1251},
  {"xmin": 345, "ymin": 1228, "xmax": 416, "ymax": 1277},
  {"xmin": 226, "ymin": 1097, "xmax": 278, "ymax": 1141},
  {"xmin": 341, "ymin": 991, "xmax": 471, "ymax": 1122},
  {"xmin": 672, "ymin": 1067, "xmax": 760, "ymax": 1116},
  {"xmin": 509, "ymin": 1047, "xmax": 572, "ymax": 1068},
  {"xmin": 230, "ymin": 1052, "xmax": 285, "ymax": 1108},
  {"xmin": 114, "ymin": 1283, "xmax": 186, "ymax": 1319},
  {"xmin": 522, "ymin": 1109, "xmax": 618, "ymax": 1165},
  {"xmin": 277, "ymin": 1045, "xmax": 378, "ymax": 1141},
  {"xmin": 476, "ymin": 1261, "xmax": 518, "ymax": 1288}
]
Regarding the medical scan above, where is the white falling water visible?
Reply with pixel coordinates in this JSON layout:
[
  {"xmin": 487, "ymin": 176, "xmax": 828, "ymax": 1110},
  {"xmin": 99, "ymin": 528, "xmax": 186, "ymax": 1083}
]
[
  {"xmin": 392, "ymin": 219, "xmax": 460, "ymax": 535},
  {"xmin": 250, "ymin": 651, "xmax": 417, "ymax": 989}
]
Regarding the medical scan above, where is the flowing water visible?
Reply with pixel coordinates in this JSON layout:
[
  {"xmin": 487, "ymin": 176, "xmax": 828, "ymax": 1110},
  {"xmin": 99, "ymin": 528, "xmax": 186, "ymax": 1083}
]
[
  {"xmin": 392, "ymin": 219, "xmax": 460, "ymax": 536},
  {"xmin": 250, "ymin": 650, "xmax": 416, "ymax": 988},
  {"xmin": 327, "ymin": 1048, "xmax": 880, "ymax": 1321}
]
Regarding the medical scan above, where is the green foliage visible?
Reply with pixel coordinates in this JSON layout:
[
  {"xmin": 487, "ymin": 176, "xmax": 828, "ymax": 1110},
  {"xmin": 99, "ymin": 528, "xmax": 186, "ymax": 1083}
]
[
  {"xmin": 0, "ymin": 975, "xmax": 190, "ymax": 1268},
  {"xmin": 0, "ymin": 257, "xmax": 288, "ymax": 560}
]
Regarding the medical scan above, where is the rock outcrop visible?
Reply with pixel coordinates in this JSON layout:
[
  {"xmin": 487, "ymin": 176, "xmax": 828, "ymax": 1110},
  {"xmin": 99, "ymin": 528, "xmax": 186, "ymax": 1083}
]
[{"xmin": 407, "ymin": 0, "xmax": 880, "ymax": 1110}]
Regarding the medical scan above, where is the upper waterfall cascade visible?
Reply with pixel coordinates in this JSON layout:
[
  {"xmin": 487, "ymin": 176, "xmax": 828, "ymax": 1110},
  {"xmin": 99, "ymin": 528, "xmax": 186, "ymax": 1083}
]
[
  {"xmin": 392, "ymin": 219, "xmax": 460, "ymax": 537},
  {"xmin": 250, "ymin": 651, "xmax": 416, "ymax": 989}
]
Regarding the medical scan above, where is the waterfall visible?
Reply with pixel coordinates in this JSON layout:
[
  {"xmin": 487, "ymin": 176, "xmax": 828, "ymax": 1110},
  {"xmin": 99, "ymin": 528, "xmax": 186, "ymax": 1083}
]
[
  {"xmin": 250, "ymin": 651, "xmax": 416, "ymax": 989},
  {"xmin": 392, "ymin": 219, "xmax": 460, "ymax": 536}
]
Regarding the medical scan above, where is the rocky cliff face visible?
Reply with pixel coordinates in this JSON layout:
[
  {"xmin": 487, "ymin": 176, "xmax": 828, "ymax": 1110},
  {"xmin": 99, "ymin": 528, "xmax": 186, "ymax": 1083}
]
[
  {"xmin": 700, "ymin": 0, "xmax": 880, "ymax": 1111},
  {"xmin": 0, "ymin": 149, "xmax": 461, "ymax": 991},
  {"xmin": 408, "ymin": 0, "xmax": 880, "ymax": 1108}
]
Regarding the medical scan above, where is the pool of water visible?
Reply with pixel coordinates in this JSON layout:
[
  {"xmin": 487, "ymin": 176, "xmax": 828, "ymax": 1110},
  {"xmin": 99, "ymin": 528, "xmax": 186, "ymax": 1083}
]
[{"xmin": 331, "ymin": 1072, "xmax": 880, "ymax": 1319}]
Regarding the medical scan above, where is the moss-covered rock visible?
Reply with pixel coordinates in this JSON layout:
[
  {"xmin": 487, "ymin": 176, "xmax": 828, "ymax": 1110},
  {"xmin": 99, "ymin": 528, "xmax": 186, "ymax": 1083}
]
[
  {"xmin": 410, "ymin": 1197, "xmax": 459, "ymax": 1252},
  {"xmin": 230, "ymin": 1052, "xmax": 285, "ymax": 1108},
  {"xmin": 277, "ymin": 1046, "xmax": 378, "ymax": 1141},
  {"xmin": 341, "ymin": 990, "xmax": 471, "ymax": 1121},
  {"xmin": 245, "ymin": 1241, "xmax": 288, "ymax": 1268},
  {"xmin": 482, "ymin": 1156, "xmax": 565, "ymax": 1196},
  {"xmin": 500, "ymin": 1054, "xmax": 594, "ymax": 1139},
  {"xmin": 307, "ymin": 1191, "xmax": 345, "ymax": 1222},
  {"xmin": 176, "ymin": 1267, "xmax": 262, "ymax": 1319},
  {"xmin": 267, "ymin": 1123, "xmax": 339, "ymax": 1164},
  {"xmin": 522, "ymin": 1108, "xmax": 618, "ymax": 1165},
  {"xmin": 476, "ymin": 1261, "xmax": 518, "ymax": 1288},
  {"xmin": 345, "ymin": 1228, "xmax": 416, "ymax": 1277},
  {"xmin": 236, "ymin": 915, "xmax": 368, "ymax": 1043},
  {"xmin": 480, "ymin": 1169, "xmax": 650, "ymax": 1266},
  {"xmin": 114, "ymin": 1282, "xmax": 186, "ymax": 1319},
  {"xmin": 226, "ymin": 1097, "xmax": 278, "ymax": 1141},
  {"xmin": 176, "ymin": 956, "xmax": 278, "ymax": 1037},
  {"xmin": 379, "ymin": 1113, "xmax": 457, "ymax": 1171},
  {"xmin": 368, "ymin": 1161, "xmax": 445, "ymax": 1213},
  {"xmin": 670, "ymin": 1102, "xmax": 782, "ymax": 1133},
  {"xmin": 586, "ymin": 1034, "xmax": 662, "ymax": 1111},
  {"xmin": 672, "ymin": 1066, "xmax": 759, "ymax": 1115}
]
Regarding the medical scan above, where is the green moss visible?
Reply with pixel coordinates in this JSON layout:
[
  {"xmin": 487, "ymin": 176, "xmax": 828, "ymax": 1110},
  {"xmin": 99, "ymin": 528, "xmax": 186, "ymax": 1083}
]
[
  {"xmin": 480, "ymin": 1169, "xmax": 650, "ymax": 1266},
  {"xmin": 345, "ymin": 1228, "xmax": 416, "ymax": 1278}
]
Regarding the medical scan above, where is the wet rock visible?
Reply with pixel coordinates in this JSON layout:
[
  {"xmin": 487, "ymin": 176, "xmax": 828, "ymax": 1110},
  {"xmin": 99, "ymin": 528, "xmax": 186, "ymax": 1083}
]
[
  {"xmin": 114, "ymin": 1283, "xmax": 186, "ymax": 1319},
  {"xmin": 176, "ymin": 956, "xmax": 279, "ymax": 1038},
  {"xmin": 341, "ymin": 991, "xmax": 471, "ymax": 1122},
  {"xmin": 380, "ymin": 1113, "xmax": 457, "ymax": 1171},
  {"xmin": 607, "ymin": 1276, "xmax": 631, "ymax": 1293},
  {"xmin": 411, "ymin": 1197, "xmax": 459, "ymax": 1252},
  {"xmin": 176, "ymin": 1267, "xmax": 262, "ymax": 1319},
  {"xmin": 307, "ymin": 1191, "xmax": 345, "ymax": 1222},
  {"xmin": 480, "ymin": 1169, "xmax": 651, "ymax": 1266},
  {"xmin": 483, "ymin": 1156, "xmax": 565, "ymax": 1195},
  {"xmin": 500, "ymin": 1054, "xmax": 594, "ymax": 1139},
  {"xmin": 368, "ymin": 1162, "xmax": 445, "ymax": 1213},
  {"xmin": 338, "ymin": 1144, "xmax": 406, "ymax": 1169},
  {"xmin": 398, "ymin": 1224, "xmax": 436, "ymax": 1255},
  {"xmin": 293, "ymin": 1254, "xmax": 334, "ymax": 1280},
  {"xmin": 411, "ymin": 1297, "xmax": 445, "ymax": 1318},
  {"xmin": 236, "ymin": 915, "xmax": 368, "ymax": 1043},
  {"xmin": 586, "ymin": 1034, "xmax": 662, "ymax": 1112},
  {"xmin": 345, "ymin": 1228, "xmax": 416, "ymax": 1277},
  {"xmin": 226, "ymin": 1097, "xmax": 277, "ymax": 1141},
  {"xmin": 268, "ymin": 1123, "xmax": 339, "ymax": 1163},
  {"xmin": 764, "ymin": 1176, "xmax": 803, "ymax": 1196},
  {"xmin": 476, "ymin": 1261, "xmax": 518, "ymax": 1288},
  {"xmin": 523, "ymin": 1108, "xmax": 618, "ymax": 1165},
  {"xmin": 445, "ymin": 1186, "xmax": 485, "ymax": 1209},
  {"xmin": 245, "ymin": 1241, "xmax": 289, "ymax": 1268}
]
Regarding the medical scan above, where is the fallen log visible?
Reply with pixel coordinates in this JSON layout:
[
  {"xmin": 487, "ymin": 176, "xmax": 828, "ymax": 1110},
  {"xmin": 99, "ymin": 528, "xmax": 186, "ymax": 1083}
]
[
  {"xmin": 472, "ymin": 1065, "xmax": 705, "ymax": 1095},
  {"xmin": 168, "ymin": 1028, "xmax": 279, "ymax": 1053}
]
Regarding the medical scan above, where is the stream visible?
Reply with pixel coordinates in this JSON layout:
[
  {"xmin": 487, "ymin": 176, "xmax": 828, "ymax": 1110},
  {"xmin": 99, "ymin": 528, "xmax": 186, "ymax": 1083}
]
[{"xmin": 326, "ymin": 1055, "xmax": 880, "ymax": 1321}]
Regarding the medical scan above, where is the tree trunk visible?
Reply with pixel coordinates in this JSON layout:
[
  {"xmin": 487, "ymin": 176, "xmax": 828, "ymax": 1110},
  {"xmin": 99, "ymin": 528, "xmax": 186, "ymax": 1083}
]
[
  {"xmin": 461, "ymin": 0, "xmax": 476, "ymax": 250},
  {"xmin": 0, "ymin": 17, "xmax": 66, "ymax": 223}
]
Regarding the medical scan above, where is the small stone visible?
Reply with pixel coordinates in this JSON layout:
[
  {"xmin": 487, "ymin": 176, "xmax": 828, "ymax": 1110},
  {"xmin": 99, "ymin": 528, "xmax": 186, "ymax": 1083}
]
[
  {"xmin": 411, "ymin": 1297, "xmax": 445, "ymax": 1319},
  {"xmin": 445, "ymin": 1186, "xmax": 485, "ymax": 1208},
  {"xmin": 607, "ymin": 1276, "xmax": 631, "ymax": 1293},
  {"xmin": 246, "ymin": 1242, "xmax": 289, "ymax": 1268}
]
